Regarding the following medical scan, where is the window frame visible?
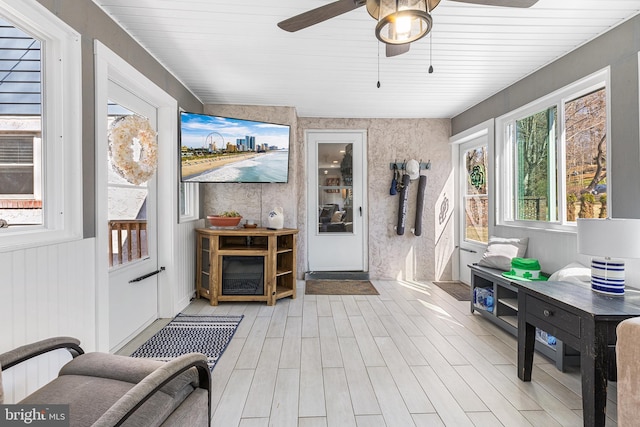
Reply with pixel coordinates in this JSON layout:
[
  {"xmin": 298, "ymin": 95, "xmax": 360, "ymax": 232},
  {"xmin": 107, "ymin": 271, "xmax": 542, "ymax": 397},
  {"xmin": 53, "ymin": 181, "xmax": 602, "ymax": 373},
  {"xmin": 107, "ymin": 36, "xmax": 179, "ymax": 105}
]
[
  {"xmin": 0, "ymin": 0, "xmax": 82, "ymax": 251},
  {"xmin": 179, "ymin": 181, "xmax": 199, "ymax": 222},
  {"xmin": 496, "ymin": 68, "xmax": 610, "ymax": 232},
  {"xmin": 178, "ymin": 109, "xmax": 199, "ymax": 223}
]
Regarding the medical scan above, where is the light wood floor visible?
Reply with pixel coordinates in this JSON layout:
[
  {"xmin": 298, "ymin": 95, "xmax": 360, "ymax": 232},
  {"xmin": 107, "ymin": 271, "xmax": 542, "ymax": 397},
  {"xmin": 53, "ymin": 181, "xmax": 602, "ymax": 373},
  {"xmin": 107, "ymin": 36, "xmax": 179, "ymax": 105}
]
[{"xmin": 123, "ymin": 279, "xmax": 618, "ymax": 427}]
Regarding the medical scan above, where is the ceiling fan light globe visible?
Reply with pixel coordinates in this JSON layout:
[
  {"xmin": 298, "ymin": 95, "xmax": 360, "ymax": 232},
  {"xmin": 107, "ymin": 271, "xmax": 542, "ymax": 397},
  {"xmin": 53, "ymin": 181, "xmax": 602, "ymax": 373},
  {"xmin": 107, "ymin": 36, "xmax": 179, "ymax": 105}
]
[
  {"xmin": 395, "ymin": 16, "xmax": 413, "ymax": 37},
  {"xmin": 375, "ymin": 6, "xmax": 432, "ymax": 45}
]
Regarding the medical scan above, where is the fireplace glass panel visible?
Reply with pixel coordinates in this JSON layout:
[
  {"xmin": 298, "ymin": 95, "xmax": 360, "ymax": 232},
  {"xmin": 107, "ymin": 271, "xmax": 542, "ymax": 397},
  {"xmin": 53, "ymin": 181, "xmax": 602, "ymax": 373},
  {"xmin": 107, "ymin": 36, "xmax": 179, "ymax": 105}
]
[{"xmin": 221, "ymin": 256, "xmax": 264, "ymax": 295}]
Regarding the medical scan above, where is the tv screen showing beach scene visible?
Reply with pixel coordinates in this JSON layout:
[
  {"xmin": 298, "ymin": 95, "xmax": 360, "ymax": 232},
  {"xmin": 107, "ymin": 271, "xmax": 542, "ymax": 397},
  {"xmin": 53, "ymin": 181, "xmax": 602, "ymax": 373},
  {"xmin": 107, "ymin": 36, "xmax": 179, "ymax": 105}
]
[{"xmin": 180, "ymin": 112, "xmax": 290, "ymax": 183}]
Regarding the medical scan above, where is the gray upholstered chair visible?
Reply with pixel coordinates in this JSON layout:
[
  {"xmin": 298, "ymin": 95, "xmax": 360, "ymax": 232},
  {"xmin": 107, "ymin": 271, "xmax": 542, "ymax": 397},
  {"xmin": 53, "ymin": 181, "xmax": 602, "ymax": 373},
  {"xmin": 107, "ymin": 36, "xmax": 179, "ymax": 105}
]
[
  {"xmin": 0, "ymin": 337, "xmax": 211, "ymax": 427},
  {"xmin": 617, "ymin": 317, "xmax": 640, "ymax": 427}
]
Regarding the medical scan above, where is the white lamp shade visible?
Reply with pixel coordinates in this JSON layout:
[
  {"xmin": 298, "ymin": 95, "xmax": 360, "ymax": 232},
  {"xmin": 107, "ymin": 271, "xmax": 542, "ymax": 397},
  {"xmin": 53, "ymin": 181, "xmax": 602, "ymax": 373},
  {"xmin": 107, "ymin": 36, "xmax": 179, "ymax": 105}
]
[{"xmin": 577, "ymin": 218, "xmax": 640, "ymax": 259}]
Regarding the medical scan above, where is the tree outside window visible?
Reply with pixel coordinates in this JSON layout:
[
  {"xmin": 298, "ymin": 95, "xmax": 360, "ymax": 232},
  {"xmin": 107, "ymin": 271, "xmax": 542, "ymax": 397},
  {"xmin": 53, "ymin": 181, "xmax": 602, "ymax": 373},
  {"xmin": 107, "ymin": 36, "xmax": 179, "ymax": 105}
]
[
  {"xmin": 515, "ymin": 107, "xmax": 557, "ymax": 222},
  {"xmin": 565, "ymin": 88, "xmax": 607, "ymax": 221}
]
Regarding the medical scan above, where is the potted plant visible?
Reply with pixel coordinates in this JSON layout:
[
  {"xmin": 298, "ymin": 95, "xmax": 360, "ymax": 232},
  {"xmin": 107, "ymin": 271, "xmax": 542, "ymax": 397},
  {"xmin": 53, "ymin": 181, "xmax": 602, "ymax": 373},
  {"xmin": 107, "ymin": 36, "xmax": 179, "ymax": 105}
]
[{"xmin": 207, "ymin": 210, "xmax": 242, "ymax": 227}]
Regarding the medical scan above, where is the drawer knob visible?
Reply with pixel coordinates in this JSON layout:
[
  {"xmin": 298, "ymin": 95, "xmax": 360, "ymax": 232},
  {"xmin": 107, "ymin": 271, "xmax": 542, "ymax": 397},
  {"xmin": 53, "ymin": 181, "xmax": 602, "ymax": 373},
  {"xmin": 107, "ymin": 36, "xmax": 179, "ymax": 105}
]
[{"xmin": 543, "ymin": 309, "xmax": 552, "ymax": 317}]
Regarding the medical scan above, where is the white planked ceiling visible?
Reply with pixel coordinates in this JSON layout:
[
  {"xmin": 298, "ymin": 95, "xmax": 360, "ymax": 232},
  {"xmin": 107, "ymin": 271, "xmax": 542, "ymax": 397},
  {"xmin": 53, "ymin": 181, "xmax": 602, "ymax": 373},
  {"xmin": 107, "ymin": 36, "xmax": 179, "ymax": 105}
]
[{"xmin": 92, "ymin": 0, "xmax": 640, "ymax": 118}]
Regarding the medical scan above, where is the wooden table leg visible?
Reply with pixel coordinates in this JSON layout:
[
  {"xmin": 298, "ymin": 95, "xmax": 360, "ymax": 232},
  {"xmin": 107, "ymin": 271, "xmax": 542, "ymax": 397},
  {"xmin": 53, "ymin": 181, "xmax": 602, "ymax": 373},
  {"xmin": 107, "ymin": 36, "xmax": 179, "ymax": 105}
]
[
  {"xmin": 517, "ymin": 321, "xmax": 536, "ymax": 381},
  {"xmin": 580, "ymin": 320, "xmax": 608, "ymax": 427},
  {"xmin": 517, "ymin": 292, "xmax": 535, "ymax": 382}
]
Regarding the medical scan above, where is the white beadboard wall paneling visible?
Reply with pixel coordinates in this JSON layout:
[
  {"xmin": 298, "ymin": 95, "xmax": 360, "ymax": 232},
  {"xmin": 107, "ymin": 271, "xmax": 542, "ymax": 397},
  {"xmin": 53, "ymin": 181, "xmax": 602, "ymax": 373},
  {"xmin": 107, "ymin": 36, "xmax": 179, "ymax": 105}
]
[
  {"xmin": 0, "ymin": 238, "xmax": 96, "ymax": 403},
  {"xmin": 493, "ymin": 225, "xmax": 577, "ymax": 276}
]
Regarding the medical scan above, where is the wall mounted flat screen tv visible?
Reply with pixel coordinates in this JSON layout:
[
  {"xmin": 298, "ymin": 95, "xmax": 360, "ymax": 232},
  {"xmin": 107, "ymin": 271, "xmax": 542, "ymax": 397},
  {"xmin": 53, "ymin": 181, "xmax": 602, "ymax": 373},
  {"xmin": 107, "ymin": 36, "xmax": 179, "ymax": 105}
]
[{"xmin": 180, "ymin": 111, "xmax": 290, "ymax": 183}]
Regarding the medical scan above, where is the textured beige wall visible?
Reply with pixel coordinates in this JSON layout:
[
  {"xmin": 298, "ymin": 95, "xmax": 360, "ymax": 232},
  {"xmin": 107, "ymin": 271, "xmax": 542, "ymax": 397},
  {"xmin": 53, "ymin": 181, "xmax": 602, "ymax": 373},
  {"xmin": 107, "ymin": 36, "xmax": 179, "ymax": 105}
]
[
  {"xmin": 202, "ymin": 105, "xmax": 452, "ymax": 281},
  {"xmin": 202, "ymin": 104, "xmax": 305, "ymax": 278},
  {"xmin": 298, "ymin": 118, "xmax": 452, "ymax": 281}
]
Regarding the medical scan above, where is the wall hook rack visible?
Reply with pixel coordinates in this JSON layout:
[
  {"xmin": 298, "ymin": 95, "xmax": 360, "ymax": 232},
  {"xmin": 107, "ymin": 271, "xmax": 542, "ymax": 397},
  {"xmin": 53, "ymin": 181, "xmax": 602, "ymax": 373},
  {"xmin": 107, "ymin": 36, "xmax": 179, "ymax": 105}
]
[{"xmin": 389, "ymin": 160, "xmax": 431, "ymax": 170}]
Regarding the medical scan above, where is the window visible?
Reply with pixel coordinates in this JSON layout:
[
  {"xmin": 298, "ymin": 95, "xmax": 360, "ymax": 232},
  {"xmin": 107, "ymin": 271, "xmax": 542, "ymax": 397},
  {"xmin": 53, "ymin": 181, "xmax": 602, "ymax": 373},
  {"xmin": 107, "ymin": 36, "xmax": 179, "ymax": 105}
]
[
  {"xmin": 179, "ymin": 181, "xmax": 199, "ymax": 222},
  {"xmin": 178, "ymin": 109, "xmax": 199, "ymax": 222},
  {"xmin": 512, "ymin": 106, "xmax": 557, "ymax": 222},
  {"xmin": 0, "ymin": 1, "xmax": 82, "ymax": 250},
  {"xmin": 565, "ymin": 88, "xmax": 607, "ymax": 221},
  {"xmin": 0, "ymin": 18, "xmax": 42, "ymax": 225},
  {"xmin": 497, "ymin": 69, "xmax": 609, "ymax": 230}
]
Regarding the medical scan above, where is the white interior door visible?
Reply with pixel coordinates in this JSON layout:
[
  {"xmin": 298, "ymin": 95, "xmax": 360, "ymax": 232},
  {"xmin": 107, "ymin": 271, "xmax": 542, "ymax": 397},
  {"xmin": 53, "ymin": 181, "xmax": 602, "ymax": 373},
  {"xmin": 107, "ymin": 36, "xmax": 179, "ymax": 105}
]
[
  {"xmin": 107, "ymin": 81, "xmax": 159, "ymax": 351},
  {"xmin": 307, "ymin": 130, "xmax": 367, "ymax": 271}
]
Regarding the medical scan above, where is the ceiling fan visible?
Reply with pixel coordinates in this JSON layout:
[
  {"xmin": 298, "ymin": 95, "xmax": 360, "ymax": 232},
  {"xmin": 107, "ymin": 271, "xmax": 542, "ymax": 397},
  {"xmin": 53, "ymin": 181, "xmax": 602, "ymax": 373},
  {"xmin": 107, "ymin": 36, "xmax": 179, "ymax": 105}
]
[{"xmin": 278, "ymin": 0, "xmax": 539, "ymax": 57}]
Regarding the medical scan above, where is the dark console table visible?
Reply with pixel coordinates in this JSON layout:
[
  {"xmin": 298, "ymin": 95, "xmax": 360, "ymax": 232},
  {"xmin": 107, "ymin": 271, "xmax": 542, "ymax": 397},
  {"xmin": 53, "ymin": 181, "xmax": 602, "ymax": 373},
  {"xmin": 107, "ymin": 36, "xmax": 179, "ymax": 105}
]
[
  {"xmin": 470, "ymin": 264, "xmax": 579, "ymax": 370},
  {"xmin": 513, "ymin": 279, "xmax": 640, "ymax": 427}
]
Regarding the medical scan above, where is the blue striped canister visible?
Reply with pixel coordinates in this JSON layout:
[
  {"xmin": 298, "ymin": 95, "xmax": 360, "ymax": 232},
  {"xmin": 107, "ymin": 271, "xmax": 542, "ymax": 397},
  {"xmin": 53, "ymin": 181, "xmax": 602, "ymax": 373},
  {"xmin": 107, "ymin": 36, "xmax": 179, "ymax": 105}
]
[{"xmin": 590, "ymin": 258, "xmax": 625, "ymax": 295}]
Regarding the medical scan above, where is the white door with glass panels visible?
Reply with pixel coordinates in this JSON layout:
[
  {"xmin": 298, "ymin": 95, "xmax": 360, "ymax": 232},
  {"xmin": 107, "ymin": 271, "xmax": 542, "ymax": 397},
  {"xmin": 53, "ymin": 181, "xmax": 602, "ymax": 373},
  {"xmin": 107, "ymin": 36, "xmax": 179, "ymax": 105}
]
[
  {"xmin": 307, "ymin": 130, "xmax": 367, "ymax": 271},
  {"xmin": 458, "ymin": 135, "xmax": 489, "ymax": 284},
  {"xmin": 107, "ymin": 80, "xmax": 158, "ymax": 351}
]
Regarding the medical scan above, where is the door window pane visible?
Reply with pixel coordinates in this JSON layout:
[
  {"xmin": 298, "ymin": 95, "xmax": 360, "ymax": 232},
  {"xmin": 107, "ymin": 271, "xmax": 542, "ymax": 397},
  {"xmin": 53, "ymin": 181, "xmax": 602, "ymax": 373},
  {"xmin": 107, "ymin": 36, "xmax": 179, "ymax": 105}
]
[
  {"xmin": 464, "ymin": 145, "xmax": 488, "ymax": 243},
  {"xmin": 317, "ymin": 142, "xmax": 353, "ymax": 233},
  {"xmin": 108, "ymin": 102, "xmax": 149, "ymax": 267}
]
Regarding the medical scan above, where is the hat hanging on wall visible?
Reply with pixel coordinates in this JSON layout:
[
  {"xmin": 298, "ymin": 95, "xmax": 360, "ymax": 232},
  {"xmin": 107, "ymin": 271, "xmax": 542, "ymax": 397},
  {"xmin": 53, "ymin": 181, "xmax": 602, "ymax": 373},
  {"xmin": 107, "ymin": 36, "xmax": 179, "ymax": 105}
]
[{"xmin": 406, "ymin": 159, "xmax": 420, "ymax": 180}]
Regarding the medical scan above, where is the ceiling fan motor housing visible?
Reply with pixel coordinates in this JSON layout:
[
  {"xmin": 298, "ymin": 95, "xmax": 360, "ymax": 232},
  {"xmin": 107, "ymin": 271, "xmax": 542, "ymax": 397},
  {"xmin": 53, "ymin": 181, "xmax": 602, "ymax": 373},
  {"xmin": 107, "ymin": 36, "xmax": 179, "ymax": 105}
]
[{"xmin": 365, "ymin": 0, "xmax": 441, "ymax": 19}]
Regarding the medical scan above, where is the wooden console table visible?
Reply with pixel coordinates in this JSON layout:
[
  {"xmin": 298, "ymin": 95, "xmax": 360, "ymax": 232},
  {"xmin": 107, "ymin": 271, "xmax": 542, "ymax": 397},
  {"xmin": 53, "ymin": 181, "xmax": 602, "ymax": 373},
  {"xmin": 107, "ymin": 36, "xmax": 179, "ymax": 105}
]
[
  {"xmin": 196, "ymin": 227, "xmax": 298, "ymax": 306},
  {"xmin": 514, "ymin": 279, "xmax": 640, "ymax": 427}
]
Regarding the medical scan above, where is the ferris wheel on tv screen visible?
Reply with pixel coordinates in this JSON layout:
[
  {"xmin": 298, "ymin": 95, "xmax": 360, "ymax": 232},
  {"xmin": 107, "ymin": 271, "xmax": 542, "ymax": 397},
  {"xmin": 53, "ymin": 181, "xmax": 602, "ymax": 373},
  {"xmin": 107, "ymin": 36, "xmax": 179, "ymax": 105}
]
[{"xmin": 204, "ymin": 131, "xmax": 225, "ymax": 152}]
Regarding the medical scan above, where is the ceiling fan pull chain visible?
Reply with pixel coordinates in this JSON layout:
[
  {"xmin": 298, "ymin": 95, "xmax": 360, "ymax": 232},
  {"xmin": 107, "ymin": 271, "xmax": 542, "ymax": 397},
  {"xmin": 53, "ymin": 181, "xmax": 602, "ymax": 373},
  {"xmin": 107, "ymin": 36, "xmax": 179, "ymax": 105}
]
[
  {"xmin": 428, "ymin": 31, "xmax": 434, "ymax": 74},
  {"xmin": 377, "ymin": 42, "xmax": 381, "ymax": 88}
]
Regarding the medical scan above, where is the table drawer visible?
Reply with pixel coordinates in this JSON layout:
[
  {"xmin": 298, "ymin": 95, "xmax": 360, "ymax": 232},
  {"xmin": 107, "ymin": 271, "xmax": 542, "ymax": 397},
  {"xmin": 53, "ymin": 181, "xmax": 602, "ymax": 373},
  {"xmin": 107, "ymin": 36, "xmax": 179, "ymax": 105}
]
[{"xmin": 526, "ymin": 294, "xmax": 581, "ymax": 338}]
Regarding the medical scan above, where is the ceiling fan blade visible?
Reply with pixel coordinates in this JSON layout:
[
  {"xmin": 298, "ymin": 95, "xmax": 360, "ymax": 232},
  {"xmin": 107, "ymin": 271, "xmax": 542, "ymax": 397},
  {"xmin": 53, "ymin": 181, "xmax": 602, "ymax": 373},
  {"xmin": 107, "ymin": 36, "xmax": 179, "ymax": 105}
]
[
  {"xmin": 386, "ymin": 43, "xmax": 411, "ymax": 57},
  {"xmin": 278, "ymin": 0, "xmax": 365, "ymax": 32},
  {"xmin": 448, "ymin": 0, "xmax": 538, "ymax": 7}
]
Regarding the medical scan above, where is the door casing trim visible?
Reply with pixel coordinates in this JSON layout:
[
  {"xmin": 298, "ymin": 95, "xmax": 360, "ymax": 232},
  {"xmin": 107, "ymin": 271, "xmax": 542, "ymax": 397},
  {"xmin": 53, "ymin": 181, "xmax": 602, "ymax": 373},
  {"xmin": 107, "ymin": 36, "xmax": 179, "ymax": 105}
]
[
  {"xmin": 94, "ymin": 40, "xmax": 178, "ymax": 352},
  {"xmin": 450, "ymin": 118, "xmax": 495, "ymax": 282},
  {"xmin": 304, "ymin": 129, "xmax": 368, "ymax": 272}
]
